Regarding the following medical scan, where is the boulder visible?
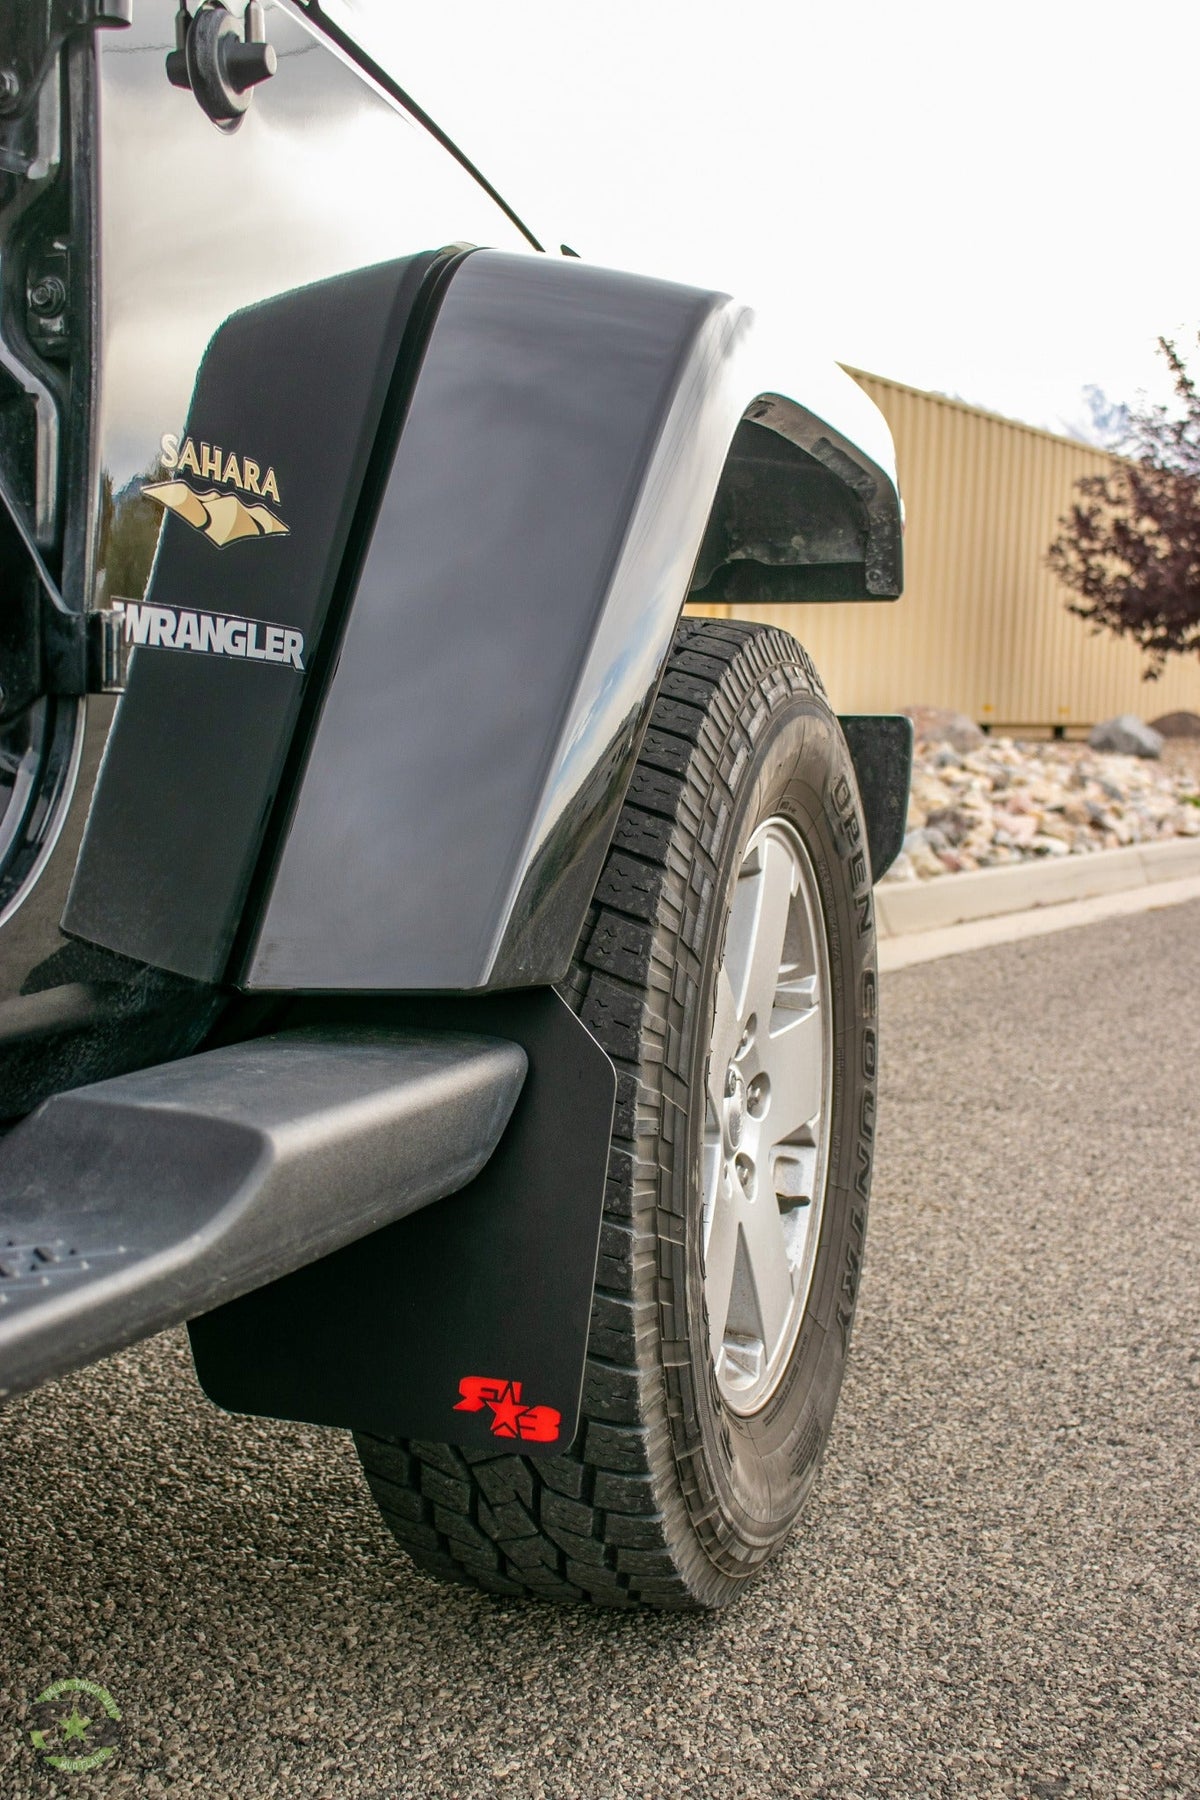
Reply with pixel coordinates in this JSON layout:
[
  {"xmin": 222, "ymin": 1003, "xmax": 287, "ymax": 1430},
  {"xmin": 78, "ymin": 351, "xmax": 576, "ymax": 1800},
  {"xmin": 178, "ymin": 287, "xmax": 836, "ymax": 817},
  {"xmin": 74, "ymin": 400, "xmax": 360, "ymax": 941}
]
[
  {"xmin": 901, "ymin": 706, "xmax": 984, "ymax": 753},
  {"xmin": 1148, "ymin": 710, "xmax": 1200, "ymax": 738},
  {"xmin": 1087, "ymin": 715, "xmax": 1163, "ymax": 759},
  {"xmin": 924, "ymin": 805, "xmax": 974, "ymax": 845},
  {"xmin": 904, "ymin": 825, "xmax": 950, "ymax": 855}
]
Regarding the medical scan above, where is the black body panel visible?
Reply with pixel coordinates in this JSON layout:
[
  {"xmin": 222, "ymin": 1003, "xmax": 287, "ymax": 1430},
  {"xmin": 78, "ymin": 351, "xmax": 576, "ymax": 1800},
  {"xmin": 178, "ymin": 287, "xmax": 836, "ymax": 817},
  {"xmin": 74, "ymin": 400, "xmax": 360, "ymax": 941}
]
[
  {"xmin": 65, "ymin": 254, "xmax": 442, "ymax": 980},
  {"xmin": 0, "ymin": 1024, "xmax": 526, "ymax": 1399},
  {"xmin": 189, "ymin": 990, "xmax": 616, "ymax": 1456}
]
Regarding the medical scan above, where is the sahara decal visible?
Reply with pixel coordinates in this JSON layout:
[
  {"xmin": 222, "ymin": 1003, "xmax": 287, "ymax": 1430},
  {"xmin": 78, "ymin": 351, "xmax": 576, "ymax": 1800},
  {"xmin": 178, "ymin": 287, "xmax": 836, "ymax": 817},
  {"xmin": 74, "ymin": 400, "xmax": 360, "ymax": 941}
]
[
  {"xmin": 112, "ymin": 600, "xmax": 305, "ymax": 670},
  {"xmin": 453, "ymin": 1376, "xmax": 562, "ymax": 1443},
  {"xmin": 144, "ymin": 432, "xmax": 288, "ymax": 546}
]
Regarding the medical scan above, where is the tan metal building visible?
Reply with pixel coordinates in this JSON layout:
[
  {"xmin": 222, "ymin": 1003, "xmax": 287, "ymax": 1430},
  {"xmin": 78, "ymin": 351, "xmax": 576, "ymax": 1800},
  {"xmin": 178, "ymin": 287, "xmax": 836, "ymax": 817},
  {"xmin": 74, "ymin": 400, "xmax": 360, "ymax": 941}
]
[{"xmin": 694, "ymin": 368, "xmax": 1200, "ymax": 731}]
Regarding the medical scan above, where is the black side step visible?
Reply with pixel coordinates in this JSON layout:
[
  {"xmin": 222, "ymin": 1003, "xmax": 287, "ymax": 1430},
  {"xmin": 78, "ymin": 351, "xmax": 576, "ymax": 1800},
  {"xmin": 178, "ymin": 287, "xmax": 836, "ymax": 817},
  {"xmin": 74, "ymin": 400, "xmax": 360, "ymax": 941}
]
[{"xmin": 0, "ymin": 1028, "xmax": 526, "ymax": 1401}]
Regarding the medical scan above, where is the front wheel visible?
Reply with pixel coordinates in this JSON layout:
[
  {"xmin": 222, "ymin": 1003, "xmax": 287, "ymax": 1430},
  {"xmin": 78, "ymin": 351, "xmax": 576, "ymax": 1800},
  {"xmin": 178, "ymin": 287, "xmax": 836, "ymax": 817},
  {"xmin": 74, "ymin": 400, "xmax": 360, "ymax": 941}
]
[{"xmin": 356, "ymin": 619, "xmax": 879, "ymax": 1608}]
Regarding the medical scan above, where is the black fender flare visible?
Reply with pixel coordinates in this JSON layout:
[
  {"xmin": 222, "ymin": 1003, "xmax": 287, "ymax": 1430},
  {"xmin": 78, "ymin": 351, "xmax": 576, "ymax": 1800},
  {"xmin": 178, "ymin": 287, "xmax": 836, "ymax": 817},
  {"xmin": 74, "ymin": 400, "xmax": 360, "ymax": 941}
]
[{"xmin": 246, "ymin": 250, "xmax": 903, "ymax": 991}]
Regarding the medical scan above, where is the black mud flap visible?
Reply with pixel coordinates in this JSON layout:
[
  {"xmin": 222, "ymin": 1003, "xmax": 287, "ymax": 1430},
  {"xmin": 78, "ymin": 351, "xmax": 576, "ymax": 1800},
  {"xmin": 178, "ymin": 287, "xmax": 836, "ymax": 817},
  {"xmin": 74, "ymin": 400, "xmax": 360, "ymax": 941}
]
[
  {"xmin": 838, "ymin": 713, "xmax": 914, "ymax": 882},
  {"xmin": 188, "ymin": 989, "xmax": 615, "ymax": 1458}
]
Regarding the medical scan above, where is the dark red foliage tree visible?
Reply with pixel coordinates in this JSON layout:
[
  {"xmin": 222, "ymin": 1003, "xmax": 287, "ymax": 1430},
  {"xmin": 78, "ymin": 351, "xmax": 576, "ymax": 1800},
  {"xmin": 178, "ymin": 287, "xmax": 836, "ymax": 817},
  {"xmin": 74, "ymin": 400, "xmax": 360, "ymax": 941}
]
[{"xmin": 1048, "ymin": 335, "xmax": 1200, "ymax": 675}]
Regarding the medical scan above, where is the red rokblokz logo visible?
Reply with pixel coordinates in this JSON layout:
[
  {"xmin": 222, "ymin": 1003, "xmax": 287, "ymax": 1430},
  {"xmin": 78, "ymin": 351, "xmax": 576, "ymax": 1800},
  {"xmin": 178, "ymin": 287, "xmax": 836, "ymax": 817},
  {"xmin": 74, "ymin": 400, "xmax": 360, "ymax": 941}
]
[{"xmin": 454, "ymin": 1377, "xmax": 561, "ymax": 1443}]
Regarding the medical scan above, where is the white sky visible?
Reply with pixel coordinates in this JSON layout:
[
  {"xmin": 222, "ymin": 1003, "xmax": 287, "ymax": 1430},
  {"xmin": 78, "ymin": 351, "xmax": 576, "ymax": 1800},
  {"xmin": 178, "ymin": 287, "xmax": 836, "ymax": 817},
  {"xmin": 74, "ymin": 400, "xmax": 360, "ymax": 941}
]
[{"xmin": 327, "ymin": 0, "xmax": 1198, "ymax": 439}]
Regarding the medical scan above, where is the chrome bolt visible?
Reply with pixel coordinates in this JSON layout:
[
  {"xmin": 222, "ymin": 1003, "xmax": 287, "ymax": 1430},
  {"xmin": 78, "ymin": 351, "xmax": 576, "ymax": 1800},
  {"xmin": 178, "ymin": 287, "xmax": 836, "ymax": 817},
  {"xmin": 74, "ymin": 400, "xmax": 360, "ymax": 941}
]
[{"xmin": 28, "ymin": 276, "xmax": 67, "ymax": 318}]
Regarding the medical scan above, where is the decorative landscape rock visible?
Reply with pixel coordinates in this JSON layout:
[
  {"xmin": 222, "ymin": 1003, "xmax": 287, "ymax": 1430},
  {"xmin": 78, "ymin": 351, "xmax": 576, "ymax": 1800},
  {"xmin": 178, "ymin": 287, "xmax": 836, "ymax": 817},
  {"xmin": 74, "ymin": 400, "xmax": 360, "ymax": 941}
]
[
  {"xmin": 901, "ymin": 705, "xmax": 985, "ymax": 753},
  {"xmin": 882, "ymin": 731, "xmax": 1200, "ymax": 883},
  {"xmin": 1148, "ymin": 710, "xmax": 1200, "ymax": 738},
  {"xmin": 1087, "ymin": 714, "xmax": 1164, "ymax": 758}
]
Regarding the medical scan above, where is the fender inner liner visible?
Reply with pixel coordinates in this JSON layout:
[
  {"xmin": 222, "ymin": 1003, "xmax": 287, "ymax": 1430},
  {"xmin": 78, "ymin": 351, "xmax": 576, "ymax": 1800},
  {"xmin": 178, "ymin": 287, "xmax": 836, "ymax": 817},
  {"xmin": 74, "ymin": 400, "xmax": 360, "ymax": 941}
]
[{"xmin": 0, "ymin": 1027, "xmax": 526, "ymax": 1401}]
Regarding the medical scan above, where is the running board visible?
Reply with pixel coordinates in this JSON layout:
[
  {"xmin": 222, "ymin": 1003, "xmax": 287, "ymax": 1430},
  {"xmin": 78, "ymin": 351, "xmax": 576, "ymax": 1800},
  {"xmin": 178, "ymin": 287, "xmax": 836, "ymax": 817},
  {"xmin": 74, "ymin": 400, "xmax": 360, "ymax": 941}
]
[{"xmin": 0, "ymin": 1028, "xmax": 526, "ymax": 1401}]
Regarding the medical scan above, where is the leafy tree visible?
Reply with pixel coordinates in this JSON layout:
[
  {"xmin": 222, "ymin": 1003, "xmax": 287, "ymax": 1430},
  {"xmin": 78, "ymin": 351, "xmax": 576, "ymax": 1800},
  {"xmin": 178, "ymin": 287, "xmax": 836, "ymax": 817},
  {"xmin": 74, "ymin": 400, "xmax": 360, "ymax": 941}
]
[{"xmin": 1048, "ymin": 336, "xmax": 1200, "ymax": 675}]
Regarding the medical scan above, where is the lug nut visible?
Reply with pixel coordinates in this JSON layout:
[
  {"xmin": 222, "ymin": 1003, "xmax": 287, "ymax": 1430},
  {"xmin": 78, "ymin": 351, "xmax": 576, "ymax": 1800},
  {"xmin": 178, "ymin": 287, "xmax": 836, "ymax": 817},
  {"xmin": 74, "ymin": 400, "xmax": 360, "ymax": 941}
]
[{"xmin": 747, "ymin": 1073, "xmax": 770, "ymax": 1118}]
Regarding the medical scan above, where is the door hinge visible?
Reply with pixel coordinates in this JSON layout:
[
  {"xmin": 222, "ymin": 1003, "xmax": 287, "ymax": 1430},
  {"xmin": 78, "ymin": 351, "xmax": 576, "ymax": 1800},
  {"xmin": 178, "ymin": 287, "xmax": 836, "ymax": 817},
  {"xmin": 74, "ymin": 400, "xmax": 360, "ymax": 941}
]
[{"xmin": 42, "ymin": 597, "xmax": 129, "ymax": 699}]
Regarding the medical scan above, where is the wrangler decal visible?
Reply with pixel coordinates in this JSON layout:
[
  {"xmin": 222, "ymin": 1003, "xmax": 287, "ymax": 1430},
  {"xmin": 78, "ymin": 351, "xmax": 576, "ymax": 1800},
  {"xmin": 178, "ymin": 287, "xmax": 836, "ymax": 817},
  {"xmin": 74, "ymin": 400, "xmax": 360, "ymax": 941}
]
[{"xmin": 113, "ymin": 600, "xmax": 304, "ymax": 670}]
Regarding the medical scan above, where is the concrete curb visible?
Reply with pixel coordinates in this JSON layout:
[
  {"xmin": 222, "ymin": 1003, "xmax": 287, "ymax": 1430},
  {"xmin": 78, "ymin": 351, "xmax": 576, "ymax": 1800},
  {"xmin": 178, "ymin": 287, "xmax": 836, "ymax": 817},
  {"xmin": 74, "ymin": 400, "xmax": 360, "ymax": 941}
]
[
  {"xmin": 878, "ymin": 874, "xmax": 1200, "ymax": 972},
  {"xmin": 875, "ymin": 835, "xmax": 1200, "ymax": 939}
]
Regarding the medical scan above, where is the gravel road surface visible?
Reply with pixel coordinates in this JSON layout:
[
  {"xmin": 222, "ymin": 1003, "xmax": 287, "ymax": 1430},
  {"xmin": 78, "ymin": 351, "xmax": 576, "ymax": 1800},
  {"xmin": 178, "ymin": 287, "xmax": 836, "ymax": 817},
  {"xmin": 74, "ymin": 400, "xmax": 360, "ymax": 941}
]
[{"xmin": 2, "ymin": 903, "xmax": 1197, "ymax": 1799}]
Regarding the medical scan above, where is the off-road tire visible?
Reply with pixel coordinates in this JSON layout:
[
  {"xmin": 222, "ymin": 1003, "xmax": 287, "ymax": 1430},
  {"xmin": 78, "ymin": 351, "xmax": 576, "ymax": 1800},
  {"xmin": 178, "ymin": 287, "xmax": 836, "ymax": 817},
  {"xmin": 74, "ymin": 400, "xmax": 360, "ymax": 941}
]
[{"xmin": 355, "ymin": 618, "xmax": 878, "ymax": 1608}]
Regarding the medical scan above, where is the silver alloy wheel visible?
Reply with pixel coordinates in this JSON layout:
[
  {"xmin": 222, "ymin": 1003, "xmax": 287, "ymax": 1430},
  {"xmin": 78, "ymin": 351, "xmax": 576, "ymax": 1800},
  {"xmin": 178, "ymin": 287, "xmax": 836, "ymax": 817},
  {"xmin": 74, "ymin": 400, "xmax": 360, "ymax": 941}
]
[{"xmin": 701, "ymin": 817, "xmax": 833, "ymax": 1416}]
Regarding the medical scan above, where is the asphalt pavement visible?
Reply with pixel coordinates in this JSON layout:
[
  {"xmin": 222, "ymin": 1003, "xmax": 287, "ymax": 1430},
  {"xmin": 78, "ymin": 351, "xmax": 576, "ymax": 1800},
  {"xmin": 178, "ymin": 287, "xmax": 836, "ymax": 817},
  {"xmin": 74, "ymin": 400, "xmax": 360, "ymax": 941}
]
[{"xmin": 1, "ymin": 902, "xmax": 1197, "ymax": 1799}]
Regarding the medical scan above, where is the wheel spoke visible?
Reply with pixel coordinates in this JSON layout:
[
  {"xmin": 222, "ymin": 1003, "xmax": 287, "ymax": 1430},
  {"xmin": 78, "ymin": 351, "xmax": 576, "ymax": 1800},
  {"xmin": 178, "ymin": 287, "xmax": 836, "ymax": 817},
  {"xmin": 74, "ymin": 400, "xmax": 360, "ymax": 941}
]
[
  {"xmin": 702, "ymin": 1169, "xmax": 740, "ymax": 1360},
  {"xmin": 763, "ymin": 1004, "xmax": 825, "ymax": 1142},
  {"xmin": 735, "ymin": 834, "xmax": 796, "ymax": 1039},
  {"xmin": 735, "ymin": 1173, "xmax": 795, "ymax": 1352}
]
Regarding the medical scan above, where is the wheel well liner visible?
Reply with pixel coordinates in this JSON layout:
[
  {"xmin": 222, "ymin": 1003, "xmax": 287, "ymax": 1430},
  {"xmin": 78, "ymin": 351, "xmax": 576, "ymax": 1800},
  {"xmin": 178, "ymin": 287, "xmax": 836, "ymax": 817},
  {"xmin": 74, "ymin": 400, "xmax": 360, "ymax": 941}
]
[{"xmin": 690, "ymin": 410, "xmax": 903, "ymax": 604}]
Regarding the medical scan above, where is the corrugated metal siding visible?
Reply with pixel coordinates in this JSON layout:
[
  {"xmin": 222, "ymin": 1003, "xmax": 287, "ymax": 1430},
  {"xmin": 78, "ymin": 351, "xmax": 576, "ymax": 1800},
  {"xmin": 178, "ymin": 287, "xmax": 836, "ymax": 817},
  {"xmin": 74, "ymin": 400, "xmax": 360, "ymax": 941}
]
[{"xmin": 691, "ymin": 369, "xmax": 1200, "ymax": 727}]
